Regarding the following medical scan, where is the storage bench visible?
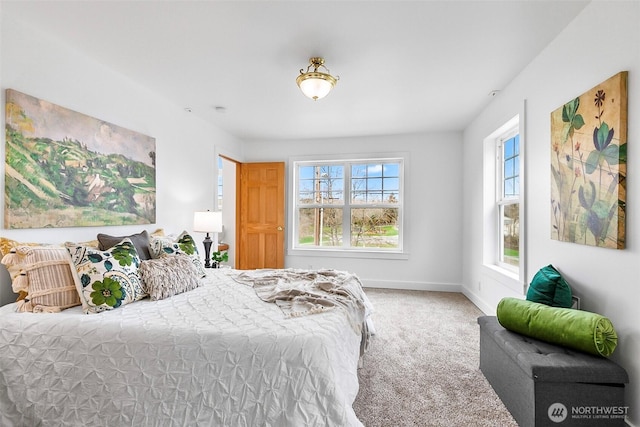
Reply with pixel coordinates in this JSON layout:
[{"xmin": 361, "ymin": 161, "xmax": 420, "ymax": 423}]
[{"xmin": 478, "ymin": 316, "xmax": 628, "ymax": 426}]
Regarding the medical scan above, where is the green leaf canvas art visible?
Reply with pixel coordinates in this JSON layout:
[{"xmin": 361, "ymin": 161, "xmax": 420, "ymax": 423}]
[{"xmin": 550, "ymin": 71, "xmax": 627, "ymax": 248}]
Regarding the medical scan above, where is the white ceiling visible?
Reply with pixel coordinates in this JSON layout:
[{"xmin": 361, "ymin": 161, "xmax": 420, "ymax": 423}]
[{"xmin": 2, "ymin": 0, "xmax": 589, "ymax": 141}]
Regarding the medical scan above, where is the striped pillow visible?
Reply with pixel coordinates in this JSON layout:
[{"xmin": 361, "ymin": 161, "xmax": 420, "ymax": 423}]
[{"xmin": 1, "ymin": 246, "xmax": 80, "ymax": 313}]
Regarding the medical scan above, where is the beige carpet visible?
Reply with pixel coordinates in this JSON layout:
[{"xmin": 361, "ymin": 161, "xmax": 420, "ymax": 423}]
[{"xmin": 353, "ymin": 288, "xmax": 518, "ymax": 427}]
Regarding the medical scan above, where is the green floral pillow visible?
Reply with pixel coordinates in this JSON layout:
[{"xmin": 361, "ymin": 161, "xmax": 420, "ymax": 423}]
[
  {"xmin": 67, "ymin": 238, "xmax": 146, "ymax": 314},
  {"xmin": 149, "ymin": 231, "xmax": 206, "ymax": 278}
]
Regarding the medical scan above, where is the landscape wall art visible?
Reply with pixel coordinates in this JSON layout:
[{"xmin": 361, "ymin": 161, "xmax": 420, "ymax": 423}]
[
  {"xmin": 550, "ymin": 71, "xmax": 627, "ymax": 249},
  {"xmin": 5, "ymin": 89, "xmax": 156, "ymax": 229}
]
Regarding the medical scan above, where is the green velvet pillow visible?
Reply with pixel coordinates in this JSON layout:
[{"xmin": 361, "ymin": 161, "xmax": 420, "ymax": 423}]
[
  {"xmin": 497, "ymin": 297, "xmax": 618, "ymax": 357},
  {"xmin": 526, "ymin": 264, "xmax": 573, "ymax": 308}
]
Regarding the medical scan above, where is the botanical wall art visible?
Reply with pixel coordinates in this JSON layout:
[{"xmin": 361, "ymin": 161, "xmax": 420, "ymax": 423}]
[
  {"xmin": 550, "ymin": 71, "xmax": 627, "ymax": 249},
  {"xmin": 5, "ymin": 89, "xmax": 156, "ymax": 229}
]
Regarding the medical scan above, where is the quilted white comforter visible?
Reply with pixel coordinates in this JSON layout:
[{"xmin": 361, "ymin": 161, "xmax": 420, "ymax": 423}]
[{"xmin": 0, "ymin": 269, "xmax": 366, "ymax": 427}]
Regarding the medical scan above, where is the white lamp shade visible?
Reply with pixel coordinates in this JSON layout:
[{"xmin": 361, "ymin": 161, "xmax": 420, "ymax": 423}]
[{"xmin": 193, "ymin": 211, "xmax": 223, "ymax": 233}]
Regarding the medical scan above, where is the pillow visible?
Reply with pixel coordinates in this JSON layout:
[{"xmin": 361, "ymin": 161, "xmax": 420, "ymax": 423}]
[
  {"xmin": 63, "ymin": 239, "xmax": 100, "ymax": 250},
  {"xmin": 98, "ymin": 230, "xmax": 152, "ymax": 260},
  {"xmin": 1, "ymin": 237, "xmax": 52, "ymax": 301},
  {"xmin": 0, "ymin": 237, "xmax": 43, "ymax": 258},
  {"xmin": 526, "ymin": 264, "xmax": 573, "ymax": 308},
  {"xmin": 1, "ymin": 246, "xmax": 81, "ymax": 313},
  {"xmin": 150, "ymin": 228, "xmax": 165, "ymax": 237},
  {"xmin": 67, "ymin": 238, "xmax": 146, "ymax": 314},
  {"xmin": 138, "ymin": 256, "xmax": 201, "ymax": 301},
  {"xmin": 497, "ymin": 297, "xmax": 618, "ymax": 357},
  {"xmin": 149, "ymin": 231, "xmax": 206, "ymax": 278}
]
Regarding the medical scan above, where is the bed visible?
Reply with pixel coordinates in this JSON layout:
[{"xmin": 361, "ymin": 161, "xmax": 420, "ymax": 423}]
[{"xmin": 0, "ymin": 267, "xmax": 372, "ymax": 427}]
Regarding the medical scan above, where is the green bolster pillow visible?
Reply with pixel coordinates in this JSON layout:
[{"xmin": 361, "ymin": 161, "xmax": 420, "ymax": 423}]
[{"xmin": 496, "ymin": 297, "xmax": 618, "ymax": 357}]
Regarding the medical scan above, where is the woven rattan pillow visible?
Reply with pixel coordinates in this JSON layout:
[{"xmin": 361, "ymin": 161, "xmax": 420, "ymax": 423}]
[
  {"xmin": 0, "ymin": 237, "xmax": 42, "ymax": 258},
  {"xmin": 1, "ymin": 246, "xmax": 80, "ymax": 313}
]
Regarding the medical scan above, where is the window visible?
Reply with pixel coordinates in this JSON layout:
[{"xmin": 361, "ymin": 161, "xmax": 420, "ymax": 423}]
[
  {"xmin": 483, "ymin": 111, "xmax": 525, "ymax": 291},
  {"xmin": 497, "ymin": 132, "xmax": 520, "ymax": 270},
  {"xmin": 293, "ymin": 158, "xmax": 403, "ymax": 252}
]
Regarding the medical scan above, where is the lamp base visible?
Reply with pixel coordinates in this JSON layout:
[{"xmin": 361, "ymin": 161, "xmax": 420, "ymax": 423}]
[{"xmin": 202, "ymin": 234, "xmax": 213, "ymax": 268}]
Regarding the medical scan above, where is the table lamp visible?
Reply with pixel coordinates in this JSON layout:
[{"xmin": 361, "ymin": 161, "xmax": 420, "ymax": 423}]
[{"xmin": 193, "ymin": 210, "xmax": 223, "ymax": 268}]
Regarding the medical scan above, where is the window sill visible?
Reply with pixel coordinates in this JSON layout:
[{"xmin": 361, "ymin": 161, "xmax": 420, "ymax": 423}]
[
  {"xmin": 482, "ymin": 263, "xmax": 525, "ymax": 294},
  {"xmin": 288, "ymin": 248, "xmax": 409, "ymax": 260}
]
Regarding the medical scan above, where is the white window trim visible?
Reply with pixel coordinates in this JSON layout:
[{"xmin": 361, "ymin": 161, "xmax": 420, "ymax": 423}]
[
  {"xmin": 496, "ymin": 130, "xmax": 520, "ymax": 273},
  {"xmin": 288, "ymin": 152, "xmax": 408, "ymax": 259},
  {"xmin": 482, "ymin": 105, "xmax": 526, "ymax": 294}
]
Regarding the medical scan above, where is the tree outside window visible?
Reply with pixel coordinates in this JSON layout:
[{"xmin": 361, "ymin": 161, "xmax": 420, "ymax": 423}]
[
  {"xmin": 294, "ymin": 159, "xmax": 402, "ymax": 251},
  {"xmin": 499, "ymin": 134, "xmax": 520, "ymax": 268}
]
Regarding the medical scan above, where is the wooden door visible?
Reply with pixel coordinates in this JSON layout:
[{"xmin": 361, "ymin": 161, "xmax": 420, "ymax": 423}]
[{"xmin": 236, "ymin": 162, "xmax": 285, "ymax": 269}]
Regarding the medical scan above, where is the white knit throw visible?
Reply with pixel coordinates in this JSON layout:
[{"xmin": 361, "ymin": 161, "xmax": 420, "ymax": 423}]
[{"xmin": 231, "ymin": 268, "xmax": 371, "ymax": 355}]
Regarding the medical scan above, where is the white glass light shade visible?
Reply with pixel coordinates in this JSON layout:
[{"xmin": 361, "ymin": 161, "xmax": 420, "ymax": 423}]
[
  {"xmin": 193, "ymin": 211, "xmax": 222, "ymax": 233},
  {"xmin": 297, "ymin": 74, "xmax": 335, "ymax": 100}
]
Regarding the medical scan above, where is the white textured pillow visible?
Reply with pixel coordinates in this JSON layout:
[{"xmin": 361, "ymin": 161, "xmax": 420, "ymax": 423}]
[
  {"xmin": 149, "ymin": 231, "xmax": 206, "ymax": 278},
  {"xmin": 138, "ymin": 255, "xmax": 201, "ymax": 301}
]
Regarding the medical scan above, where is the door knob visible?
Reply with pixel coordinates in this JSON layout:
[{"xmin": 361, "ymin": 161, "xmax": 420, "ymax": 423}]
[{"xmin": 277, "ymin": 226, "xmax": 284, "ymax": 231}]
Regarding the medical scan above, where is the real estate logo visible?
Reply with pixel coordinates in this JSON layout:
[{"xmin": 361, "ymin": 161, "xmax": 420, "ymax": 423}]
[
  {"xmin": 548, "ymin": 402, "xmax": 629, "ymax": 423},
  {"xmin": 548, "ymin": 403, "xmax": 568, "ymax": 423}
]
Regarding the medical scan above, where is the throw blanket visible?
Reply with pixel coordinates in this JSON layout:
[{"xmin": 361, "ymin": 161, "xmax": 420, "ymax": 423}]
[{"xmin": 231, "ymin": 268, "xmax": 372, "ymax": 355}]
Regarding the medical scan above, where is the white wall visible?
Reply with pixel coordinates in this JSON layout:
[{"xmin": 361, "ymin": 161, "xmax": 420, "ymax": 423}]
[
  {"xmin": 461, "ymin": 2, "xmax": 639, "ymax": 425},
  {"xmin": 0, "ymin": 15, "xmax": 242, "ymax": 305},
  {"xmin": 219, "ymin": 156, "xmax": 237, "ymax": 267},
  {"xmin": 5, "ymin": 0, "xmax": 637, "ymax": 422},
  {"xmin": 243, "ymin": 132, "xmax": 464, "ymax": 291}
]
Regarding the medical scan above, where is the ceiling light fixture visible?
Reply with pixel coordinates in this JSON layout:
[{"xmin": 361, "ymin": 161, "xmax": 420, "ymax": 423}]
[{"xmin": 296, "ymin": 57, "xmax": 339, "ymax": 101}]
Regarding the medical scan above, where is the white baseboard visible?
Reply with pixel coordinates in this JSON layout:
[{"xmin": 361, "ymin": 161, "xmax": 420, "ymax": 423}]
[
  {"xmin": 461, "ymin": 287, "xmax": 495, "ymax": 315},
  {"xmin": 361, "ymin": 279, "xmax": 461, "ymax": 293}
]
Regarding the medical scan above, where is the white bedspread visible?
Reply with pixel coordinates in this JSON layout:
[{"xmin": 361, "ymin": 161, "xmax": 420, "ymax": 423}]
[{"xmin": 0, "ymin": 269, "xmax": 365, "ymax": 427}]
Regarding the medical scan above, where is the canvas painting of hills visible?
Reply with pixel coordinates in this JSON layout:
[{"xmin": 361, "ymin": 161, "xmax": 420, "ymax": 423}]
[{"xmin": 5, "ymin": 89, "xmax": 156, "ymax": 229}]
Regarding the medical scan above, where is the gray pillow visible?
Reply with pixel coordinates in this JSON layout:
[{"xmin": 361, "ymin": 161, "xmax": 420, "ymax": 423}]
[{"xmin": 98, "ymin": 230, "xmax": 151, "ymax": 260}]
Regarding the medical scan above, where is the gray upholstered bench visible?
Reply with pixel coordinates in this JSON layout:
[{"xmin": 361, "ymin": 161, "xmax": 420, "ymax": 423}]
[{"xmin": 478, "ymin": 316, "xmax": 629, "ymax": 427}]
